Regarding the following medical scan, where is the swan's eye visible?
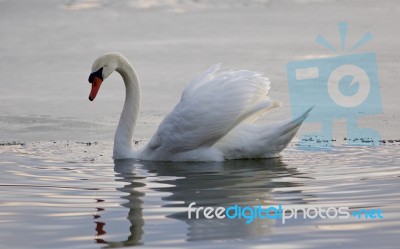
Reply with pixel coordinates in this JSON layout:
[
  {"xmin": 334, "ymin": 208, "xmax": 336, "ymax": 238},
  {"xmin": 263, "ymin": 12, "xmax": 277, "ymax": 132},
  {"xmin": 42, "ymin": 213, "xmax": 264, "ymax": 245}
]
[{"xmin": 88, "ymin": 67, "xmax": 104, "ymax": 83}]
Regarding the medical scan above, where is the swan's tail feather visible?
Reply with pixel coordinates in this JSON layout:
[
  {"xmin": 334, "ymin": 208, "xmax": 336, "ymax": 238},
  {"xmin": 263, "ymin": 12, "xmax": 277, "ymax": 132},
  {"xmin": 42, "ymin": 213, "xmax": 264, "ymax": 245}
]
[
  {"xmin": 278, "ymin": 106, "xmax": 313, "ymax": 135},
  {"xmin": 292, "ymin": 106, "xmax": 313, "ymax": 124},
  {"xmin": 262, "ymin": 106, "xmax": 313, "ymax": 156},
  {"xmin": 217, "ymin": 107, "xmax": 313, "ymax": 159}
]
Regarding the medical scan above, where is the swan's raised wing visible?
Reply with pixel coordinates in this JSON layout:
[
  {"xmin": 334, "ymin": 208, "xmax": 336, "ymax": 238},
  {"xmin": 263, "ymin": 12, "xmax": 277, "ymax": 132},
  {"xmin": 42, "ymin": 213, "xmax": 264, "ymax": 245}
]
[{"xmin": 145, "ymin": 65, "xmax": 279, "ymax": 158}]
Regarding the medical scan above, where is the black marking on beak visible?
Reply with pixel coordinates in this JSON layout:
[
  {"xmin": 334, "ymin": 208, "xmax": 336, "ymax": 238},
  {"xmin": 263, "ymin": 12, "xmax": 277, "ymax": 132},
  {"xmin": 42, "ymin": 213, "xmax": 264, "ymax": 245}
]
[{"xmin": 88, "ymin": 67, "xmax": 103, "ymax": 83}]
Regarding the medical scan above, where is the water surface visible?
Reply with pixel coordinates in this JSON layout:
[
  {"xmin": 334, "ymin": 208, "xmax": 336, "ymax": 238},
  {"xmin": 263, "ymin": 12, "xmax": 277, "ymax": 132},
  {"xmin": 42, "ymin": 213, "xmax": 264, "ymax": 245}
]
[{"xmin": 1, "ymin": 142, "xmax": 399, "ymax": 248}]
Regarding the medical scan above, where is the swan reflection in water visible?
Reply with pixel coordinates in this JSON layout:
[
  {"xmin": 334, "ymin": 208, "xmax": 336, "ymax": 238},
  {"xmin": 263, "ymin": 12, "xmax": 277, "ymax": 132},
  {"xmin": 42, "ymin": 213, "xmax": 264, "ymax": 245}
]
[{"xmin": 94, "ymin": 158, "xmax": 310, "ymax": 247}]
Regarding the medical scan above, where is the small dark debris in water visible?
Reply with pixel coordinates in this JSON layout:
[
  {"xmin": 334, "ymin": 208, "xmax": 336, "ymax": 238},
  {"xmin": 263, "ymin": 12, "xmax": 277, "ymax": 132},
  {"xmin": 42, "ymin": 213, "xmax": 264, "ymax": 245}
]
[
  {"xmin": 296, "ymin": 137, "xmax": 400, "ymax": 146},
  {"xmin": 361, "ymin": 138, "xmax": 374, "ymax": 143},
  {"xmin": 76, "ymin": 141, "xmax": 98, "ymax": 146},
  {"xmin": 301, "ymin": 137, "xmax": 315, "ymax": 142},
  {"xmin": 0, "ymin": 141, "xmax": 25, "ymax": 146},
  {"xmin": 53, "ymin": 141, "xmax": 57, "ymax": 144},
  {"xmin": 360, "ymin": 138, "xmax": 374, "ymax": 143},
  {"xmin": 100, "ymin": 154, "xmax": 103, "ymax": 156},
  {"xmin": 84, "ymin": 150, "xmax": 87, "ymax": 153},
  {"xmin": 300, "ymin": 136, "xmax": 331, "ymax": 144}
]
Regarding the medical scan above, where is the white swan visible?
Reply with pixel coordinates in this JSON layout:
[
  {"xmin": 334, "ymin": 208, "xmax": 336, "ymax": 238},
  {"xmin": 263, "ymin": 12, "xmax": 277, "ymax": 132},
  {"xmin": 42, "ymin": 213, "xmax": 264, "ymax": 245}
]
[{"xmin": 88, "ymin": 52, "xmax": 311, "ymax": 161}]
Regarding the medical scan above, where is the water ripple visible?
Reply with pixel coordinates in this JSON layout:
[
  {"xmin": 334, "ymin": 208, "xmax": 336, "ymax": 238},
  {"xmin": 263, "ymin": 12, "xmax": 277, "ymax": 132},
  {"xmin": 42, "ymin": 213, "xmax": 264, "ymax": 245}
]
[{"xmin": 0, "ymin": 143, "xmax": 399, "ymax": 248}]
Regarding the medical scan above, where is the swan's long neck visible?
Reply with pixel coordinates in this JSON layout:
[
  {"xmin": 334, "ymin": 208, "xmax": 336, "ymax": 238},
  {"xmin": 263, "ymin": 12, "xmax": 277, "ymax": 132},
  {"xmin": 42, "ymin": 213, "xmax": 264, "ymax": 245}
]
[{"xmin": 113, "ymin": 59, "xmax": 140, "ymax": 159}]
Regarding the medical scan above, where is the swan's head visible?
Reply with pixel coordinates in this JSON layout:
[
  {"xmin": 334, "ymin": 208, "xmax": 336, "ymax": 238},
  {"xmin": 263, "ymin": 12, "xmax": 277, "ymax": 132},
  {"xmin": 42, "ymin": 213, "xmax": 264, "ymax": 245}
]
[{"xmin": 88, "ymin": 53, "xmax": 121, "ymax": 101}]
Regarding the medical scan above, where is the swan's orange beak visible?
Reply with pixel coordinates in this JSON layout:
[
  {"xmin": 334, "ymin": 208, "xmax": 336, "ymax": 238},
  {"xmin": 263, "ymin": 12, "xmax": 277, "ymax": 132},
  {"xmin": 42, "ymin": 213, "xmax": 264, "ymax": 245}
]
[{"xmin": 89, "ymin": 76, "xmax": 103, "ymax": 101}]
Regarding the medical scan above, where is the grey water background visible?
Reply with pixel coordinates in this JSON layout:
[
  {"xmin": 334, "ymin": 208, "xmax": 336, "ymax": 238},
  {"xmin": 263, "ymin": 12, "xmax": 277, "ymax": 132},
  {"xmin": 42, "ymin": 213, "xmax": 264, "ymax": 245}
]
[{"xmin": 1, "ymin": 0, "xmax": 400, "ymax": 248}]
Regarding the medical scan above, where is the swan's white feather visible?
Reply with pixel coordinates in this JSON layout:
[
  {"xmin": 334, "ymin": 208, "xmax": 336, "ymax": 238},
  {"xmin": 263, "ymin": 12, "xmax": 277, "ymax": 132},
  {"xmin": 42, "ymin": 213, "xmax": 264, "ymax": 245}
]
[
  {"xmin": 91, "ymin": 53, "xmax": 310, "ymax": 161},
  {"xmin": 216, "ymin": 107, "xmax": 313, "ymax": 159},
  {"xmin": 139, "ymin": 65, "xmax": 296, "ymax": 161}
]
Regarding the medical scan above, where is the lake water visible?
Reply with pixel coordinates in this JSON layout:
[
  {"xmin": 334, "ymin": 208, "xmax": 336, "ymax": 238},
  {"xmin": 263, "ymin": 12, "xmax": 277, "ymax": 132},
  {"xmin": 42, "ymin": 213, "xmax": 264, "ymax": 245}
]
[
  {"xmin": 1, "ymin": 0, "xmax": 400, "ymax": 248},
  {"xmin": 1, "ymin": 142, "xmax": 399, "ymax": 248}
]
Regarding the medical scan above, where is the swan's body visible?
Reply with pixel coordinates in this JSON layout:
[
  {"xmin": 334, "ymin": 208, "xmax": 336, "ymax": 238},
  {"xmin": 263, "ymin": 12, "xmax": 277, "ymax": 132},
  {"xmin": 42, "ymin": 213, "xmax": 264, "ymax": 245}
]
[{"xmin": 88, "ymin": 52, "xmax": 311, "ymax": 161}]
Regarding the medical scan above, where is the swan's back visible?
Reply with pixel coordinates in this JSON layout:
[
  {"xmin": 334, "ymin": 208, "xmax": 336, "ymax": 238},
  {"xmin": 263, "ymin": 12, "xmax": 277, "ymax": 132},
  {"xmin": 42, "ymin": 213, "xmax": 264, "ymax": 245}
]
[{"xmin": 139, "ymin": 64, "xmax": 289, "ymax": 161}]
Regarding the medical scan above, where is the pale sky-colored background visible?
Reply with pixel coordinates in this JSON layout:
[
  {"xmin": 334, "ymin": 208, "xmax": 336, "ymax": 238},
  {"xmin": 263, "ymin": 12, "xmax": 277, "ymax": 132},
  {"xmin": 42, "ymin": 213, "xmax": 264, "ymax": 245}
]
[{"xmin": 0, "ymin": 0, "xmax": 399, "ymax": 142}]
